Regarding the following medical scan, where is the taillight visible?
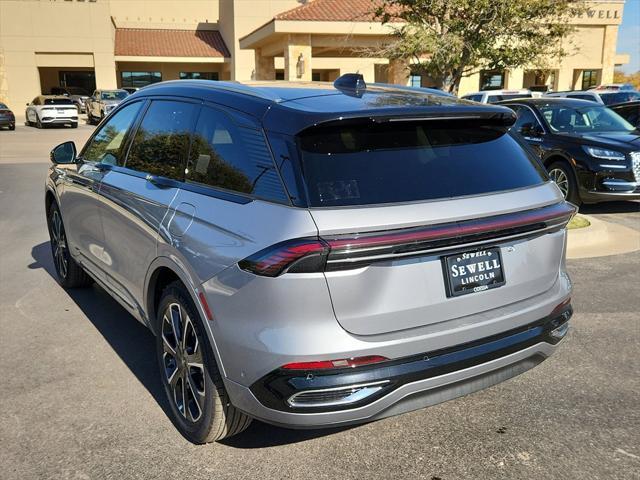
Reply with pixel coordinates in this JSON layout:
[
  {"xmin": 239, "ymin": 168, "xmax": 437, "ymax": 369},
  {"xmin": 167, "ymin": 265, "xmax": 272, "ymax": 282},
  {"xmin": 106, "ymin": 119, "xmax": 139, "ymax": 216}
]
[
  {"xmin": 238, "ymin": 202, "xmax": 576, "ymax": 277},
  {"xmin": 238, "ymin": 238, "xmax": 329, "ymax": 277},
  {"xmin": 281, "ymin": 355, "xmax": 388, "ymax": 371}
]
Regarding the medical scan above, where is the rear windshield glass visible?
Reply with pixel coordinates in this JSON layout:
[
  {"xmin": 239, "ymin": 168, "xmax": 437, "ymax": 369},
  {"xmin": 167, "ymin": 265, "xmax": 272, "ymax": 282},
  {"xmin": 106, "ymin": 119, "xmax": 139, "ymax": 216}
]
[
  {"xmin": 487, "ymin": 94, "xmax": 532, "ymax": 103},
  {"xmin": 43, "ymin": 98, "xmax": 74, "ymax": 105},
  {"xmin": 599, "ymin": 91, "xmax": 640, "ymax": 105},
  {"xmin": 298, "ymin": 121, "xmax": 547, "ymax": 207},
  {"xmin": 101, "ymin": 91, "xmax": 128, "ymax": 100}
]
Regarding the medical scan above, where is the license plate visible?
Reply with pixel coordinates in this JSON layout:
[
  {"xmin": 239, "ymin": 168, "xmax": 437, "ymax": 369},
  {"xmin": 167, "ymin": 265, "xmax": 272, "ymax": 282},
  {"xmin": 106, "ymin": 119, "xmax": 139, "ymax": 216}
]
[
  {"xmin": 57, "ymin": 109, "xmax": 65, "ymax": 114},
  {"xmin": 442, "ymin": 247, "xmax": 505, "ymax": 297}
]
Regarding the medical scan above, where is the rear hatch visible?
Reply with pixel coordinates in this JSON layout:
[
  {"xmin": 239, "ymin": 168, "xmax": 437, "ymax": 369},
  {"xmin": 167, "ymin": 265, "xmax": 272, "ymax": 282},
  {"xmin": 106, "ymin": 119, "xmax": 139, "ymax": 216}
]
[
  {"xmin": 297, "ymin": 117, "xmax": 572, "ymax": 335},
  {"xmin": 42, "ymin": 99, "xmax": 77, "ymax": 118}
]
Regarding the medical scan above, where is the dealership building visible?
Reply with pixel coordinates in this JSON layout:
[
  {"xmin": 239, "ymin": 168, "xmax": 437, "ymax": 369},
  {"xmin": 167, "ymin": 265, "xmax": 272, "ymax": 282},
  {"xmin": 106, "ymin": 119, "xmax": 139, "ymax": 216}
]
[{"xmin": 0, "ymin": 0, "xmax": 630, "ymax": 111}]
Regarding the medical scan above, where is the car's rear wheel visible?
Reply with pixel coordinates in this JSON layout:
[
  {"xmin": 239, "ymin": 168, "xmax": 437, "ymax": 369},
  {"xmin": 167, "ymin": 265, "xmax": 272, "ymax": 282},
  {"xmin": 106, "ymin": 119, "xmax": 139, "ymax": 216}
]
[
  {"xmin": 9, "ymin": 124, "xmax": 15, "ymax": 131},
  {"xmin": 47, "ymin": 202, "xmax": 93, "ymax": 288},
  {"xmin": 156, "ymin": 281, "xmax": 252, "ymax": 443},
  {"xmin": 548, "ymin": 161, "xmax": 581, "ymax": 206}
]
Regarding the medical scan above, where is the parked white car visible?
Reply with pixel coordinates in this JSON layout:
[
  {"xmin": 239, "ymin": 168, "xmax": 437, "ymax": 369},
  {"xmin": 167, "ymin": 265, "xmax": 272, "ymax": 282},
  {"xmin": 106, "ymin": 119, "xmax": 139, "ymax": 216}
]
[
  {"xmin": 25, "ymin": 95, "xmax": 78, "ymax": 128},
  {"xmin": 544, "ymin": 89, "xmax": 640, "ymax": 105},
  {"xmin": 460, "ymin": 89, "xmax": 533, "ymax": 103}
]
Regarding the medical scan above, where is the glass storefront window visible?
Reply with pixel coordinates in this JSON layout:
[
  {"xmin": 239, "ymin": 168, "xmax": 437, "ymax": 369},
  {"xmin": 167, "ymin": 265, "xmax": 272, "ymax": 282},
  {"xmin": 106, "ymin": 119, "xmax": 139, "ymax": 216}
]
[
  {"xmin": 479, "ymin": 70, "xmax": 505, "ymax": 90},
  {"xmin": 121, "ymin": 71, "xmax": 162, "ymax": 88},
  {"xmin": 179, "ymin": 72, "xmax": 219, "ymax": 80},
  {"xmin": 409, "ymin": 75, "xmax": 422, "ymax": 87},
  {"xmin": 581, "ymin": 70, "xmax": 598, "ymax": 90}
]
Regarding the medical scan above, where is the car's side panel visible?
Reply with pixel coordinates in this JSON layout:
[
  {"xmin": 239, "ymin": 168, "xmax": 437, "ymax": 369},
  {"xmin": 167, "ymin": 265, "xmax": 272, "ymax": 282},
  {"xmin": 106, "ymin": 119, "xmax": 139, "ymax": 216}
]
[
  {"xmin": 96, "ymin": 169, "xmax": 180, "ymax": 317},
  {"xmin": 157, "ymin": 192, "xmax": 319, "ymax": 284}
]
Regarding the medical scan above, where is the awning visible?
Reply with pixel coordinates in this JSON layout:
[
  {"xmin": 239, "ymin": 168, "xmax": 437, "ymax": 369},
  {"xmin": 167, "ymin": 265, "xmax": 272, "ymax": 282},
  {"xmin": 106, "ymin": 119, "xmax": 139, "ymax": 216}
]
[{"xmin": 115, "ymin": 28, "xmax": 230, "ymax": 59}]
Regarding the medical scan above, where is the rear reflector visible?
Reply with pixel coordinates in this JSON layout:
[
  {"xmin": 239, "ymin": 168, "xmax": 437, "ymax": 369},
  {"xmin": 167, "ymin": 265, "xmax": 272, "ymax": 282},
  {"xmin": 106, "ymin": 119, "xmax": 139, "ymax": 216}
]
[
  {"xmin": 281, "ymin": 355, "xmax": 388, "ymax": 371},
  {"xmin": 239, "ymin": 201, "xmax": 577, "ymax": 277}
]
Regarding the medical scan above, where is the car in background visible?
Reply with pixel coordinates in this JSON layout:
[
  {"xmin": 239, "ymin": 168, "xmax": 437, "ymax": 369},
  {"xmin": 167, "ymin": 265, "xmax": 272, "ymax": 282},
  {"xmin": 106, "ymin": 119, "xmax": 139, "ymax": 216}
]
[
  {"xmin": 499, "ymin": 97, "xmax": 640, "ymax": 204},
  {"xmin": 610, "ymin": 101, "xmax": 640, "ymax": 128},
  {"xmin": 592, "ymin": 83, "xmax": 636, "ymax": 92},
  {"xmin": 45, "ymin": 76, "xmax": 575, "ymax": 443},
  {"xmin": 50, "ymin": 86, "xmax": 90, "ymax": 113},
  {"xmin": 121, "ymin": 87, "xmax": 139, "ymax": 95},
  {"xmin": 25, "ymin": 96, "xmax": 78, "ymax": 128},
  {"xmin": 0, "ymin": 102, "xmax": 15, "ymax": 130},
  {"xmin": 545, "ymin": 89, "xmax": 640, "ymax": 106},
  {"xmin": 461, "ymin": 89, "xmax": 532, "ymax": 103},
  {"xmin": 85, "ymin": 89, "xmax": 129, "ymax": 124}
]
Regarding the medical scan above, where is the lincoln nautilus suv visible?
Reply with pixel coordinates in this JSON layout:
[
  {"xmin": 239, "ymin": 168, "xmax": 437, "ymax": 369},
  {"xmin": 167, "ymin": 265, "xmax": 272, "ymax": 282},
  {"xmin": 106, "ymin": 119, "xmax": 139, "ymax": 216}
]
[{"xmin": 45, "ymin": 75, "xmax": 575, "ymax": 443}]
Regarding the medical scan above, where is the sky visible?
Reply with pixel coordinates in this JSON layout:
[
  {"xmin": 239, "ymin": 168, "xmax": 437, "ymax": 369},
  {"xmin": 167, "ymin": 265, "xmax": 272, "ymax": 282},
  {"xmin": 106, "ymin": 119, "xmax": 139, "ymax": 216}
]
[{"xmin": 617, "ymin": 0, "xmax": 640, "ymax": 73}]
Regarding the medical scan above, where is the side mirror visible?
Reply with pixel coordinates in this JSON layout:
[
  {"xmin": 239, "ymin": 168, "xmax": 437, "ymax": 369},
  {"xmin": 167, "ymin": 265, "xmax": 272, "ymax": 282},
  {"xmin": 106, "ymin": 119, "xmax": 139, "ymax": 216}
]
[{"xmin": 50, "ymin": 141, "xmax": 77, "ymax": 165}]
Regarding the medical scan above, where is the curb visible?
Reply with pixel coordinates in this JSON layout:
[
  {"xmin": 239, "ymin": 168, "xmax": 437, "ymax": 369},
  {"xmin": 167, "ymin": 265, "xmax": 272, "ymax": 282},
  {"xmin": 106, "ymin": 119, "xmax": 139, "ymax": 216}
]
[{"xmin": 567, "ymin": 214, "xmax": 640, "ymax": 259}]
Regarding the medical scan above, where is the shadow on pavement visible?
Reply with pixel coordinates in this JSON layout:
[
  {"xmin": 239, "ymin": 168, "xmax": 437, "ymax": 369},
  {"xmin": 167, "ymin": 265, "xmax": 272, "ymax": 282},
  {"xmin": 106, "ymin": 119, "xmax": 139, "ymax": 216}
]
[
  {"xmin": 29, "ymin": 241, "xmax": 350, "ymax": 448},
  {"xmin": 580, "ymin": 201, "xmax": 639, "ymax": 215}
]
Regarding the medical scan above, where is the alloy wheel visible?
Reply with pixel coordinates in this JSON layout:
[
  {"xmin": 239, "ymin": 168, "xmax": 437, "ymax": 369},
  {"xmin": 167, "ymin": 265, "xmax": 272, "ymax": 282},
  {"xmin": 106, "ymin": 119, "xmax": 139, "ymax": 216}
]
[
  {"xmin": 549, "ymin": 168, "xmax": 569, "ymax": 198},
  {"xmin": 50, "ymin": 209, "xmax": 68, "ymax": 279},
  {"xmin": 161, "ymin": 303, "xmax": 206, "ymax": 423}
]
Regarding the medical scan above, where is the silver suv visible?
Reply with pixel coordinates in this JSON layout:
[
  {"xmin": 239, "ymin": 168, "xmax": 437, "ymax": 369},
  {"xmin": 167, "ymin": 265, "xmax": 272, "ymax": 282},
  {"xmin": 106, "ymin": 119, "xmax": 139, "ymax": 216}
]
[{"xmin": 46, "ymin": 76, "xmax": 575, "ymax": 443}]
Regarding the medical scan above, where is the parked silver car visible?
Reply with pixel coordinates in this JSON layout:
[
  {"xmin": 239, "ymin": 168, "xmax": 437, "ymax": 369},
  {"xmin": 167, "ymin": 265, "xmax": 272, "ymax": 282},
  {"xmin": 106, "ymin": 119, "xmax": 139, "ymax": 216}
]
[
  {"xmin": 85, "ymin": 89, "xmax": 129, "ymax": 124},
  {"xmin": 45, "ymin": 76, "xmax": 575, "ymax": 443}
]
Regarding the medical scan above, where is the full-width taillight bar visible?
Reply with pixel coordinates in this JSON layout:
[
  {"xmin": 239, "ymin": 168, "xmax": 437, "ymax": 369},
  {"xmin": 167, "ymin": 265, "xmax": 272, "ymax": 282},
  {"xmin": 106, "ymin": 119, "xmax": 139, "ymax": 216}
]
[{"xmin": 239, "ymin": 201, "xmax": 577, "ymax": 277}]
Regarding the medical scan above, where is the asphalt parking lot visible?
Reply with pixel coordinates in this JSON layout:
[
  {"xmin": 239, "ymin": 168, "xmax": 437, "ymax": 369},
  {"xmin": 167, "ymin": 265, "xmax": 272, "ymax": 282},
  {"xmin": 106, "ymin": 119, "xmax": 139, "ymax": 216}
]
[{"xmin": 0, "ymin": 123, "xmax": 639, "ymax": 480}]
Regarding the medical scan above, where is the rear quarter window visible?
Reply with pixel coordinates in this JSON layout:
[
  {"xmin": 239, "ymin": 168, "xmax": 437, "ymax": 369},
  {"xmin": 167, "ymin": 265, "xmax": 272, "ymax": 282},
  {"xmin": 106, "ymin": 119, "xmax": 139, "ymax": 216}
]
[{"xmin": 297, "ymin": 120, "xmax": 547, "ymax": 207}]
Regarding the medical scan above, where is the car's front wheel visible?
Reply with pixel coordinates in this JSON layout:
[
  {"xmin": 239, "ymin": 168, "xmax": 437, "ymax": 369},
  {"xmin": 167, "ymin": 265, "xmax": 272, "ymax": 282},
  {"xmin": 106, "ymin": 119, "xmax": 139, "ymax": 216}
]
[
  {"xmin": 47, "ymin": 202, "xmax": 93, "ymax": 288},
  {"xmin": 548, "ymin": 161, "xmax": 581, "ymax": 205},
  {"xmin": 156, "ymin": 281, "xmax": 252, "ymax": 443}
]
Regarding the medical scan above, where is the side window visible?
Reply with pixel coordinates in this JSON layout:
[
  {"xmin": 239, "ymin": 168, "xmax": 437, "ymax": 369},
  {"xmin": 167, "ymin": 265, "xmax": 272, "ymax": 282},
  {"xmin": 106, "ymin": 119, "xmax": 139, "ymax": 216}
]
[
  {"xmin": 513, "ymin": 107, "xmax": 541, "ymax": 132},
  {"xmin": 126, "ymin": 100, "xmax": 196, "ymax": 180},
  {"xmin": 186, "ymin": 106, "xmax": 288, "ymax": 203},
  {"xmin": 82, "ymin": 102, "xmax": 143, "ymax": 165}
]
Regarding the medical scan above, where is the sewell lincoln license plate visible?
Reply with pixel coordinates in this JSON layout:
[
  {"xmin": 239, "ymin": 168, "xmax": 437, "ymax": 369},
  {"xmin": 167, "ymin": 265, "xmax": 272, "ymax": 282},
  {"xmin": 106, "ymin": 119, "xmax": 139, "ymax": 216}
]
[{"xmin": 442, "ymin": 247, "xmax": 505, "ymax": 297}]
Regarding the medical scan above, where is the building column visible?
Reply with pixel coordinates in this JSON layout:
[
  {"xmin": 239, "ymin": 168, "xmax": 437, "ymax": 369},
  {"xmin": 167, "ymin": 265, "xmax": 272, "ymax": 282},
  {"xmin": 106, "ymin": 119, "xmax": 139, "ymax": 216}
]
[
  {"xmin": 600, "ymin": 25, "xmax": 618, "ymax": 85},
  {"xmin": 254, "ymin": 48, "xmax": 275, "ymax": 80},
  {"xmin": 555, "ymin": 67, "xmax": 575, "ymax": 92},
  {"xmin": 94, "ymin": 52, "xmax": 117, "ymax": 89},
  {"xmin": 284, "ymin": 34, "xmax": 311, "ymax": 81},
  {"xmin": 506, "ymin": 68, "xmax": 524, "ymax": 89},
  {"xmin": 387, "ymin": 58, "xmax": 409, "ymax": 85}
]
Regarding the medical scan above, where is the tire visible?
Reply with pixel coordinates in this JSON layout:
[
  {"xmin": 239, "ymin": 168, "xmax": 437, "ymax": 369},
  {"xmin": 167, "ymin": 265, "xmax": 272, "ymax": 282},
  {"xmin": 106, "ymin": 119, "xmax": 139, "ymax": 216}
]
[
  {"xmin": 9, "ymin": 124, "xmax": 15, "ymax": 131},
  {"xmin": 36, "ymin": 115, "xmax": 43, "ymax": 129},
  {"xmin": 156, "ymin": 281, "xmax": 252, "ymax": 443},
  {"xmin": 71, "ymin": 122, "xmax": 78, "ymax": 129},
  {"xmin": 548, "ymin": 161, "xmax": 581, "ymax": 206},
  {"xmin": 46, "ymin": 202, "xmax": 93, "ymax": 288}
]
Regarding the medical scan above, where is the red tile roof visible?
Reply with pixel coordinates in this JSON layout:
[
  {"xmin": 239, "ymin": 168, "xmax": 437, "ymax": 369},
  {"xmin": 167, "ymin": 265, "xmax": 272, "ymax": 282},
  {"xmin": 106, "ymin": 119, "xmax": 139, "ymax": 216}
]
[
  {"xmin": 114, "ymin": 29, "xmax": 230, "ymax": 58},
  {"xmin": 275, "ymin": 0, "xmax": 387, "ymax": 22}
]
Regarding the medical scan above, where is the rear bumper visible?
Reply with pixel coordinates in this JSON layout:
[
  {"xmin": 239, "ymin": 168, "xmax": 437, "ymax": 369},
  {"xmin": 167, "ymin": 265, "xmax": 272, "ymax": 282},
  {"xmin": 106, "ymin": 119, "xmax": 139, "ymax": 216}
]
[
  {"xmin": 226, "ymin": 306, "xmax": 571, "ymax": 429},
  {"xmin": 41, "ymin": 116, "xmax": 78, "ymax": 124},
  {"xmin": 0, "ymin": 117, "xmax": 14, "ymax": 126}
]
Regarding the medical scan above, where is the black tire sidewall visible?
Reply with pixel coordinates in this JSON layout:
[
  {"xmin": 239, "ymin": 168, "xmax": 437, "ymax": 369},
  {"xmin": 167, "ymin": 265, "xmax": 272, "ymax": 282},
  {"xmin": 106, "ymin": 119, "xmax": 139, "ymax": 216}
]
[
  {"xmin": 549, "ymin": 161, "xmax": 581, "ymax": 205},
  {"xmin": 47, "ymin": 202, "xmax": 70, "ymax": 285},
  {"xmin": 155, "ymin": 285, "xmax": 217, "ymax": 444}
]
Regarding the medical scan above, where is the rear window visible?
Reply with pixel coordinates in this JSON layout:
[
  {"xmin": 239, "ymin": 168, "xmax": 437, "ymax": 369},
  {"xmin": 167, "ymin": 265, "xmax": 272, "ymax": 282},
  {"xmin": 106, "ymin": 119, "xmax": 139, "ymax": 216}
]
[
  {"xmin": 599, "ymin": 91, "xmax": 640, "ymax": 105},
  {"xmin": 487, "ymin": 94, "xmax": 532, "ymax": 103},
  {"xmin": 297, "ymin": 120, "xmax": 547, "ymax": 207},
  {"xmin": 43, "ymin": 98, "xmax": 73, "ymax": 105}
]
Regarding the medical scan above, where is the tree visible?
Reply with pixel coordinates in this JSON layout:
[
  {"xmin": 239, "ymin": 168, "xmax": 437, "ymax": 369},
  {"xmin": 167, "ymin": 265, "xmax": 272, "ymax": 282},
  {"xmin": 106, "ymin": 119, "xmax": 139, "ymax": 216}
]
[{"xmin": 375, "ymin": 0, "xmax": 587, "ymax": 93}]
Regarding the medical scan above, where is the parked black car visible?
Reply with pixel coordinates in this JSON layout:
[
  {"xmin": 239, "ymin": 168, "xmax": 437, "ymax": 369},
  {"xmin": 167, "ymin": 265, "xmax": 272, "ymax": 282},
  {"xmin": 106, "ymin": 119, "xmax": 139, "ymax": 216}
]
[
  {"xmin": 0, "ymin": 102, "xmax": 15, "ymax": 130},
  {"xmin": 610, "ymin": 101, "xmax": 640, "ymax": 129},
  {"xmin": 499, "ymin": 98, "xmax": 640, "ymax": 204}
]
